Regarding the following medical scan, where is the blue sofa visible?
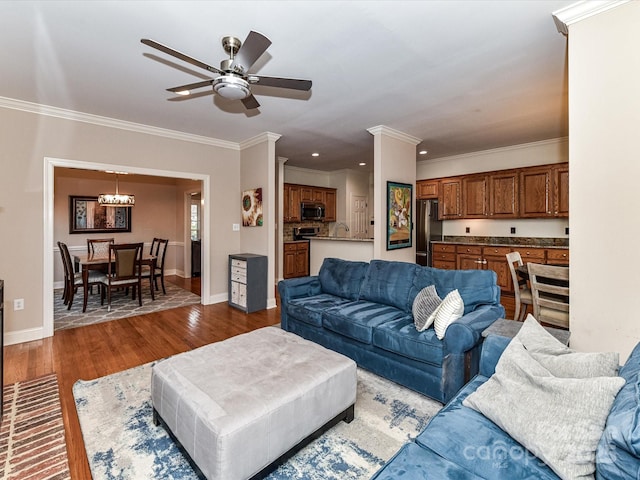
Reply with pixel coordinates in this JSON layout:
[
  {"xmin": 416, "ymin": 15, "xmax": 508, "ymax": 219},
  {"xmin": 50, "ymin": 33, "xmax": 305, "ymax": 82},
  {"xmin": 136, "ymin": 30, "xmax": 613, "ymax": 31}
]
[
  {"xmin": 278, "ymin": 258, "xmax": 504, "ymax": 403},
  {"xmin": 371, "ymin": 334, "xmax": 640, "ymax": 479}
]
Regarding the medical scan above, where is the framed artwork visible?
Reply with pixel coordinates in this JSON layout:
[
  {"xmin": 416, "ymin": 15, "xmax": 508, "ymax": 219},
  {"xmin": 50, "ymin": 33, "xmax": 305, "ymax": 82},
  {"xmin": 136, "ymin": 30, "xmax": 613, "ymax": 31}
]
[
  {"xmin": 242, "ymin": 188, "xmax": 263, "ymax": 227},
  {"xmin": 386, "ymin": 181, "xmax": 412, "ymax": 250},
  {"xmin": 69, "ymin": 196, "xmax": 132, "ymax": 234}
]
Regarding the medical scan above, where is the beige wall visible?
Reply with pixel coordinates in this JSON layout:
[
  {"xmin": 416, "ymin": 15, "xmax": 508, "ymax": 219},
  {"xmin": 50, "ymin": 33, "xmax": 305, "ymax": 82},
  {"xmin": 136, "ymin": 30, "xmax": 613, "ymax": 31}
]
[
  {"xmin": 0, "ymin": 105, "xmax": 242, "ymax": 344},
  {"xmin": 567, "ymin": 1, "xmax": 640, "ymax": 360}
]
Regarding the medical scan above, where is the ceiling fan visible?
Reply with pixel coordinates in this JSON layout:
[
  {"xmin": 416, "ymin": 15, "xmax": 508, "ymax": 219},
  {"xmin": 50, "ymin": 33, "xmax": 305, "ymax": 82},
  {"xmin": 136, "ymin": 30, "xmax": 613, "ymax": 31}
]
[{"xmin": 141, "ymin": 31, "xmax": 312, "ymax": 110}]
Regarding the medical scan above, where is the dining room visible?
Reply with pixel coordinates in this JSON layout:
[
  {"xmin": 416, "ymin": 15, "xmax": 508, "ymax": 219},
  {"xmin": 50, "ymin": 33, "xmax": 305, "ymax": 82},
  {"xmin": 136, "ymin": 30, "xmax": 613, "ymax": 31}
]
[{"xmin": 52, "ymin": 167, "xmax": 204, "ymax": 330}]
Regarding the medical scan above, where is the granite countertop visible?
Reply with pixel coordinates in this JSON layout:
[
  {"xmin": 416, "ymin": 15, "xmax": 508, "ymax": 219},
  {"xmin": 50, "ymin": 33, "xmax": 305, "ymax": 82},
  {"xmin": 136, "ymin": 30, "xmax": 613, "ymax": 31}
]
[
  {"xmin": 309, "ymin": 236, "xmax": 374, "ymax": 243},
  {"xmin": 433, "ymin": 236, "xmax": 569, "ymax": 249},
  {"xmin": 284, "ymin": 240, "xmax": 310, "ymax": 244}
]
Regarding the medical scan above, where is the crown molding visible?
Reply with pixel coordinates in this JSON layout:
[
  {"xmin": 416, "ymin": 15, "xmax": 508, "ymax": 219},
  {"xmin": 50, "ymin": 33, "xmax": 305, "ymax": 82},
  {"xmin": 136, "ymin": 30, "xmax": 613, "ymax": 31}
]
[
  {"xmin": 239, "ymin": 131, "xmax": 282, "ymax": 149},
  {"xmin": 552, "ymin": 0, "xmax": 630, "ymax": 35},
  {"xmin": 0, "ymin": 95, "xmax": 240, "ymax": 150},
  {"xmin": 366, "ymin": 125, "xmax": 422, "ymax": 146}
]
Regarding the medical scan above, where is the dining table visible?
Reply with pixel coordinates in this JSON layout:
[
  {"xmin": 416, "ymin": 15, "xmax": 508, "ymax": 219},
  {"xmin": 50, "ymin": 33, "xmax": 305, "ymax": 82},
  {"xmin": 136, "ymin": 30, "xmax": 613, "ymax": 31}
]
[{"xmin": 73, "ymin": 253, "xmax": 157, "ymax": 312}]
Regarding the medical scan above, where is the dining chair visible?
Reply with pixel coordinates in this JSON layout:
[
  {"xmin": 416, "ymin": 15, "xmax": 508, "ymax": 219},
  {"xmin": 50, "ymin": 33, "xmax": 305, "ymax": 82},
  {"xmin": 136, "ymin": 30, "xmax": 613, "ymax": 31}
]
[
  {"xmin": 58, "ymin": 241, "xmax": 102, "ymax": 310},
  {"xmin": 87, "ymin": 238, "xmax": 115, "ymax": 257},
  {"xmin": 141, "ymin": 238, "xmax": 169, "ymax": 294},
  {"xmin": 99, "ymin": 243, "xmax": 144, "ymax": 312},
  {"xmin": 505, "ymin": 252, "xmax": 533, "ymax": 321},
  {"xmin": 527, "ymin": 262, "xmax": 570, "ymax": 329}
]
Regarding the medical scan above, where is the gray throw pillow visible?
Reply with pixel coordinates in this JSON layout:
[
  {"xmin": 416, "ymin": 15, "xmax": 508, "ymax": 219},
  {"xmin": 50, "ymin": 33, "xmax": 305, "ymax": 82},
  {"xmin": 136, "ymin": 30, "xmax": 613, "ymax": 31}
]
[
  {"xmin": 518, "ymin": 315, "xmax": 620, "ymax": 377},
  {"xmin": 463, "ymin": 338, "xmax": 625, "ymax": 479},
  {"xmin": 412, "ymin": 285, "xmax": 442, "ymax": 331}
]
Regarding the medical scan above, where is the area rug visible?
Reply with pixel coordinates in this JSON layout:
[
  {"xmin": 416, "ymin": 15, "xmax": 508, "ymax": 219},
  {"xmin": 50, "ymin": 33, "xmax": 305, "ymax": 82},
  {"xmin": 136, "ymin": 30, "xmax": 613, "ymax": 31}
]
[
  {"xmin": 73, "ymin": 362, "xmax": 442, "ymax": 479},
  {"xmin": 54, "ymin": 282, "xmax": 201, "ymax": 331},
  {"xmin": 0, "ymin": 374, "xmax": 71, "ymax": 480}
]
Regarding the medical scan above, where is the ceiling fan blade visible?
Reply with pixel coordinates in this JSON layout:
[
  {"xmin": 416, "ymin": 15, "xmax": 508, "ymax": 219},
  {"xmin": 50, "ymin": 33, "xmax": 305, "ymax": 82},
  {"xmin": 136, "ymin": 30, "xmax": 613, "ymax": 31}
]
[
  {"xmin": 230, "ymin": 31, "xmax": 271, "ymax": 74},
  {"xmin": 141, "ymin": 39, "xmax": 223, "ymax": 75},
  {"xmin": 248, "ymin": 75, "xmax": 312, "ymax": 91},
  {"xmin": 242, "ymin": 94, "xmax": 261, "ymax": 110},
  {"xmin": 167, "ymin": 79, "xmax": 214, "ymax": 94}
]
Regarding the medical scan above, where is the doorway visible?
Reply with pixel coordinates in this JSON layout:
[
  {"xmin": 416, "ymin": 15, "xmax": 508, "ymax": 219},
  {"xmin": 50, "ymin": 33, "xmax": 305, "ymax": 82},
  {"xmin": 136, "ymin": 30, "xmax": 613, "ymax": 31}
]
[{"xmin": 350, "ymin": 195, "xmax": 369, "ymax": 238}]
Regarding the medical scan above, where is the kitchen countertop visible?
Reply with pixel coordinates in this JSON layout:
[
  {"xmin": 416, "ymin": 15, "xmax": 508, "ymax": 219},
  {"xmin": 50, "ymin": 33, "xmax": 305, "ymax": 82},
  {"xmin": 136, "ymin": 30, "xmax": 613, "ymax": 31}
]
[
  {"xmin": 433, "ymin": 237, "xmax": 568, "ymax": 249},
  {"xmin": 309, "ymin": 236, "xmax": 374, "ymax": 243}
]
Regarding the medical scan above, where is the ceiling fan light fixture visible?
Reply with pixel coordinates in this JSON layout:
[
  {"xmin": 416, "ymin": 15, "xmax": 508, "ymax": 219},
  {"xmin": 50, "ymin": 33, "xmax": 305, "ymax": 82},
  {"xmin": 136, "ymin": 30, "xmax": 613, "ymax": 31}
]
[{"xmin": 213, "ymin": 76, "xmax": 250, "ymax": 100}]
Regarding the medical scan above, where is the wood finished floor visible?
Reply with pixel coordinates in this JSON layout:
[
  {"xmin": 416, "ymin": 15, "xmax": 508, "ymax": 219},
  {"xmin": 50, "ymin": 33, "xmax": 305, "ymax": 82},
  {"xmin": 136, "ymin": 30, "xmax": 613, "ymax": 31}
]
[{"xmin": 4, "ymin": 276, "xmax": 280, "ymax": 480}]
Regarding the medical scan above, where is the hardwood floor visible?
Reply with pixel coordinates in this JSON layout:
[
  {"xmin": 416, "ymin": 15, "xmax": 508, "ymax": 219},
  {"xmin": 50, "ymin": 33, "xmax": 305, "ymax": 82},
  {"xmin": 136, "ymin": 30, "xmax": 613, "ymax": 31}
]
[{"xmin": 4, "ymin": 276, "xmax": 280, "ymax": 480}]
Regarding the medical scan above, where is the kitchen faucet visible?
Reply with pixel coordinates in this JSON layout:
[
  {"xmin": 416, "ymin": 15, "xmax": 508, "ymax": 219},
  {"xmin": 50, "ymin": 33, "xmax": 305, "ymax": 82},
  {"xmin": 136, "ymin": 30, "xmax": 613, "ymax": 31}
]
[{"xmin": 334, "ymin": 222, "xmax": 350, "ymax": 236}]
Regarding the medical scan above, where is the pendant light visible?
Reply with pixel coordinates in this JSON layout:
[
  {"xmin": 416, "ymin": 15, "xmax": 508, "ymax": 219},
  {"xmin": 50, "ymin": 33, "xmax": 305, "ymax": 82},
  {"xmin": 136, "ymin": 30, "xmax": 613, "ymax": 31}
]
[{"xmin": 98, "ymin": 172, "xmax": 135, "ymax": 207}]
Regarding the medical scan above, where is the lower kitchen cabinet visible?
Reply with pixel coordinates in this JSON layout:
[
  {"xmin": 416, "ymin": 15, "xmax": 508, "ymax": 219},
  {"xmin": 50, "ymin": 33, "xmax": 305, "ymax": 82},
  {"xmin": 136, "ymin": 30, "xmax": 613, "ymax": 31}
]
[{"xmin": 284, "ymin": 241, "xmax": 309, "ymax": 279}]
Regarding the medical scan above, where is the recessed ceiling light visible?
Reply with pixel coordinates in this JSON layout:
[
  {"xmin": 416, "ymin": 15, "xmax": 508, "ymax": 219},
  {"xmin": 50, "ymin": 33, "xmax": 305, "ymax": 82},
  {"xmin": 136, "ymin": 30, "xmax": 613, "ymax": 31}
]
[
  {"xmin": 359, "ymin": 162, "xmax": 366, "ymax": 166},
  {"xmin": 419, "ymin": 150, "xmax": 428, "ymax": 155},
  {"xmin": 311, "ymin": 152, "xmax": 319, "ymax": 157}
]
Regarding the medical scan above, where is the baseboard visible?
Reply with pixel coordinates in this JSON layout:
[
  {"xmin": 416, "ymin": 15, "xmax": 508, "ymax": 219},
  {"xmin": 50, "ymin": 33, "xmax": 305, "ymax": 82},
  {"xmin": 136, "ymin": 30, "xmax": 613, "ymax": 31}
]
[
  {"xmin": 207, "ymin": 292, "xmax": 228, "ymax": 305},
  {"xmin": 5, "ymin": 327, "xmax": 46, "ymax": 346}
]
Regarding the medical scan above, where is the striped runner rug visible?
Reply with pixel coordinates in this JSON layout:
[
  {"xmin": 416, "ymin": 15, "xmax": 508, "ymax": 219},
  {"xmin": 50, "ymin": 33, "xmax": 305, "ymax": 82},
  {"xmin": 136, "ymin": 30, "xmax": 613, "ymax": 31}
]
[{"xmin": 0, "ymin": 374, "xmax": 71, "ymax": 480}]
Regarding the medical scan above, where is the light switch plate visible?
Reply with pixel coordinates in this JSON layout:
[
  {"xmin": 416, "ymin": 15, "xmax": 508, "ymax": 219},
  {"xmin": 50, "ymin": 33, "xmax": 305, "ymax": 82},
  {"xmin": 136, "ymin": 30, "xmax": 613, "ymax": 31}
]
[
  {"xmin": 232, "ymin": 223, "xmax": 240, "ymax": 231},
  {"xmin": 14, "ymin": 298, "xmax": 24, "ymax": 310}
]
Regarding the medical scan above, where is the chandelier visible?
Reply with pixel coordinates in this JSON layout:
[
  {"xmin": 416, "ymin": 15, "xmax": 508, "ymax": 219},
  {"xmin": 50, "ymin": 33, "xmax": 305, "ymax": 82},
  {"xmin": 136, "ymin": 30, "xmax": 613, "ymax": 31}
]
[{"xmin": 98, "ymin": 173, "xmax": 135, "ymax": 207}]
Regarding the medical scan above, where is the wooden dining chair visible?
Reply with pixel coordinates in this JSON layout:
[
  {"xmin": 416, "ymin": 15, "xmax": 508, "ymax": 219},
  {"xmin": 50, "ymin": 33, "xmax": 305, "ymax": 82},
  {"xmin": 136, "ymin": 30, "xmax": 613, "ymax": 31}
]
[
  {"xmin": 87, "ymin": 238, "xmax": 115, "ymax": 257},
  {"xmin": 141, "ymin": 238, "xmax": 169, "ymax": 294},
  {"xmin": 505, "ymin": 252, "xmax": 533, "ymax": 321},
  {"xmin": 99, "ymin": 243, "xmax": 144, "ymax": 312},
  {"xmin": 58, "ymin": 241, "xmax": 102, "ymax": 310},
  {"xmin": 527, "ymin": 262, "xmax": 570, "ymax": 329}
]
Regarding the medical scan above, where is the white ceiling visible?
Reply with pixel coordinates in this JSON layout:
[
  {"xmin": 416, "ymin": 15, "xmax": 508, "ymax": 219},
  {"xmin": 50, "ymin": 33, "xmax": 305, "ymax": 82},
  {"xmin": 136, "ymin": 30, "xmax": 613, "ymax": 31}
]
[{"xmin": 0, "ymin": 1, "xmax": 572, "ymax": 171}]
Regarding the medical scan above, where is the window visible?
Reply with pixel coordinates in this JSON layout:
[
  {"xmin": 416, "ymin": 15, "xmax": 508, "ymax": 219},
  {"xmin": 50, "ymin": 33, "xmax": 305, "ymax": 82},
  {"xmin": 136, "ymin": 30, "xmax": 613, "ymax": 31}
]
[{"xmin": 190, "ymin": 193, "xmax": 201, "ymax": 241}]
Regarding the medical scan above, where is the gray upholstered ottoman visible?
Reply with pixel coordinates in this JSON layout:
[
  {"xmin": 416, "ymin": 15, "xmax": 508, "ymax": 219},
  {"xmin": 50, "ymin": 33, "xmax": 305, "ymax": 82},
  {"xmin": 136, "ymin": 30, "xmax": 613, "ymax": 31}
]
[{"xmin": 151, "ymin": 326, "xmax": 357, "ymax": 480}]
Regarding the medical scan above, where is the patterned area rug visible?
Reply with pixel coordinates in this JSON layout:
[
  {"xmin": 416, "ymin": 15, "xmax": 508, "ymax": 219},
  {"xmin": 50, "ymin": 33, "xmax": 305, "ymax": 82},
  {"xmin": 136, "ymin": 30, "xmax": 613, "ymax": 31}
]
[
  {"xmin": 73, "ymin": 362, "xmax": 442, "ymax": 479},
  {"xmin": 54, "ymin": 282, "xmax": 201, "ymax": 331},
  {"xmin": 0, "ymin": 374, "xmax": 71, "ymax": 480}
]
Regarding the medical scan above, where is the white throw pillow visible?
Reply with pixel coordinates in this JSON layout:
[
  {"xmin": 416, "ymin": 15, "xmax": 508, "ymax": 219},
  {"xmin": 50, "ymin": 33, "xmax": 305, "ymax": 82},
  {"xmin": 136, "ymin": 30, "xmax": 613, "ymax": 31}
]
[
  {"xmin": 518, "ymin": 315, "xmax": 620, "ymax": 377},
  {"xmin": 412, "ymin": 285, "xmax": 442, "ymax": 331},
  {"xmin": 463, "ymin": 338, "xmax": 625, "ymax": 479},
  {"xmin": 432, "ymin": 289, "xmax": 464, "ymax": 340}
]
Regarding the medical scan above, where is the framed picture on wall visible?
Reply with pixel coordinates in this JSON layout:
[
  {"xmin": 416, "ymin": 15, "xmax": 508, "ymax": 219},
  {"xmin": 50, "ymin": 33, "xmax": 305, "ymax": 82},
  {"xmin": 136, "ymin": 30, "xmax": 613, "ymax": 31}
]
[
  {"xmin": 386, "ymin": 181, "xmax": 412, "ymax": 250},
  {"xmin": 69, "ymin": 196, "xmax": 132, "ymax": 234}
]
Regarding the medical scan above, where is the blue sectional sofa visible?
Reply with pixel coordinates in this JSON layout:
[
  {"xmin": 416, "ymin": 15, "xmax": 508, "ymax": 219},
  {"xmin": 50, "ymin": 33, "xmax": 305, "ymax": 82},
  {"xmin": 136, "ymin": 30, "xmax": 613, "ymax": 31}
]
[
  {"xmin": 371, "ymin": 334, "xmax": 640, "ymax": 479},
  {"xmin": 278, "ymin": 258, "xmax": 504, "ymax": 403}
]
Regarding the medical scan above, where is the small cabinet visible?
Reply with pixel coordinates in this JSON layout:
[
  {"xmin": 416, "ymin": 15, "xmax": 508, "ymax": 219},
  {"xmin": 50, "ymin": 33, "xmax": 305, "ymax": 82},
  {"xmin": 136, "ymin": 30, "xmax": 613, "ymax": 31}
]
[
  {"xmin": 284, "ymin": 183, "xmax": 336, "ymax": 223},
  {"xmin": 324, "ymin": 190, "xmax": 337, "ymax": 222},
  {"xmin": 283, "ymin": 184, "xmax": 301, "ymax": 222},
  {"xmin": 489, "ymin": 170, "xmax": 519, "ymax": 218},
  {"xmin": 554, "ymin": 164, "xmax": 569, "ymax": 217},
  {"xmin": 546, "ymin": 248, "xmax": 569, "ymax": 265},
  {"xmin": 439, "ymin": 178, "xmax": 463, "ymax": 219},
  {"xmin": 482, "ymin": 246, "xmax": 512, "ymax": 292},
  {"xmin": 519, "ymin": 164, "xmax": 568, "ymax": 218},
  {"xmin": 283, "ymin": 242, "xmax": 309, "ymax": 279},
  {"xmin": 462, "ymin": 175, "xmax": 489, "ymax": 218},
  {"xmin": 431, "ymin": 243, "xmax": 457, "ymax": 270},
  {"xmin": 417, "ymin": 180, "xmax": 439, "ymax": 199},
  {"xmin": 228, "ymin": 254, "xmax": 267, "ymax": 313}
]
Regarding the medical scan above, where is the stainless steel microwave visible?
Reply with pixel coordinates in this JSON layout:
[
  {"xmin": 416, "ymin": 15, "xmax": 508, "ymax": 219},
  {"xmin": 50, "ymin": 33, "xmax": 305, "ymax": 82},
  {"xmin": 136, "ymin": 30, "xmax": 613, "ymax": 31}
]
[{"xmin": 301, "ymin": 202, "xmax": 325, "ymax": 221}]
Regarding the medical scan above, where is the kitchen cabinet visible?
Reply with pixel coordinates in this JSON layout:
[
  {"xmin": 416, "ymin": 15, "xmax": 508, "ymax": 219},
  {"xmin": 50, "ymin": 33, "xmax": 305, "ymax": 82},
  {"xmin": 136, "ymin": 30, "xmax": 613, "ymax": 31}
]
[
  {"xmin": 462, "ymin": 175, "xmax": 489, "ymax": 218},
  {"xmin": 490, "ymin": 170, "xmax": 519, "ymax": 218},
  {"xmin": 439, "ymin": 178, "xmax": 463, "ymax": 219},
  {"xmin": 455, "ymin": 244, "xmax": 511, "ymax": 292},
  {"xmin": 417, "ymin": 180, "xmax": 439, "ymax": 199},
  {"xmin": 283, "ymin": 242, "xmax": 309, "ymax": 279},
  {"xmin": 519, "ymin": 164, "xmax": 568, "ymax": 218},
  {"xmin": 324, "ymin": 190, "xmax": 336, "ymax": 222},
  {"xmin": 228, "ymin": 254, "xmax": 267, "ymax": 313},
  {"xmin": 283, "ymin": 183, "xmax": 337, "ymax": 223},
  {"xmin": 283, "ymin": 184, "xmax": 301, "ymax": 222},
  {"xmin": 431, "ymin": 243, "xmax": 456, "ymax": 270},
  {"xmin": 546, "ymin": 248, "xmax": 569, "ymax": 265}
]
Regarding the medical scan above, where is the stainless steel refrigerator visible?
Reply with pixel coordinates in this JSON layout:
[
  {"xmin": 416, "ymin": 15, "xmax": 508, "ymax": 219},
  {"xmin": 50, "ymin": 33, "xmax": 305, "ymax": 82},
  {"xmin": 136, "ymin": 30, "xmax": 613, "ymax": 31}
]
[{"xmin": 416, "ymin": 199, "xmax": 443, "ymax": 266}]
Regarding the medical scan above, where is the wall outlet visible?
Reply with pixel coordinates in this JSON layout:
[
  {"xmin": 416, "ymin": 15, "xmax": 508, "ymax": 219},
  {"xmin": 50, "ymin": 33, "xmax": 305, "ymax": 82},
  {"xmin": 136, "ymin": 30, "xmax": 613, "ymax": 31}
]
[
  {"xmin": 465, "ymin": 227, "xmax": 470, "ymax": 233},
  {"xmin": 13, "ymin": 298, "xmax": 24, "ymax": 311},
  {"xmin": 510, "ymin": 227, "xmax": 516, "ymax": 234},
  {"xmin": 565, "ymin": 227, "xmax": 569, "ymax": 235},
  {"xmin": 232, "ymin": 223, "xmax": 240, "ymax": 231}
]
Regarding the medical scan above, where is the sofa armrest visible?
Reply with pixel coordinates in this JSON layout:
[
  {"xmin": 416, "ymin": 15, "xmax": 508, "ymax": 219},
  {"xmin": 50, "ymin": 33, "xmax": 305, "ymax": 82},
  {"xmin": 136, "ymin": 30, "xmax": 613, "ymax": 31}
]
[
  {"xmin": 478, "ymin": 334, "xmax": 511, "ymax": 377},
  {"xmin": 278, "ymin": 276, "xmax": 322, "ymax": 302},
  {"xmin": 443, "ymin": 304, "xmax": 505, "ymax": 354}
]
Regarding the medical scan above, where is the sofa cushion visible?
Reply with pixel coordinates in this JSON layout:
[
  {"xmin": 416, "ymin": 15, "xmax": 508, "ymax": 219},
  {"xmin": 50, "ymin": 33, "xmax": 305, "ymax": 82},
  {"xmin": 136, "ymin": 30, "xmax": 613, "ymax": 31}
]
[
  {"xmin": 433, "ymin": 289, "xmax": 464, "ymax": 340},
  {"xmin": 412, "ymin": 266, "xmax": 499, "ymax": 314},
  {"xmin": 518, "ymin": 314, "xmax": 620, "ymax": 377},
  {"xmin": 373, "ymin": 318, "xmax": 444, "ymax": 367},
  {"xmin": 370, "ymin": 441, "xmax": 483, "ymax": 480},
  {"xmin": 463, "ymin": 338, "xmax": 625, "ymax": 479},
  {"xmin": 359, "ymin": 260, "xmax": 418, "ymax": 313},
  {"xmin": 597, "ymin": 341, "xmax": 640, "ymax": 479},
  {"xmin": 286, "ymin": 293, "xmax": 352, "ymax": 328},
  {"xmin": 322, "ymin": 300, "xmax": 410, "ymax": 344},
  {"xmin": 416, "ymin": 376, "xmax": 560, "ymax": 479},
  {"xmin": 318, "ymin": 258, "xmax": 369, "ymax": 301}
]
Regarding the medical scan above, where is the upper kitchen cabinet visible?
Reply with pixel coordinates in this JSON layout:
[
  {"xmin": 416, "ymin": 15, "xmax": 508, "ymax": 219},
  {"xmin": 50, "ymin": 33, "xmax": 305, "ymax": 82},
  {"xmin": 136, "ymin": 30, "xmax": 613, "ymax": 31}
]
[
  {"xmin": 416, "ymin": 179, "xmax": 439, "ymax": 199},
  {"xmin": 283, "ymin": 183, "xmax": 301, "ymax": 222},
  {"xmin": 461, "ymin": 170, "xmax": 518, "ymax": 219},
  {"xmin": 519, "ymin": 163, "xmax": 568, "ymax": 218},
  {"xmin": 462, "ymin": 175, "xmax": 489, "ymax": 218},
  {"xmin": 439, "ymin": 177, "xmax": 463, "ymax": 219},
  {"xmin": 324, "ymin": 190, "xmax": 336, "ymax": 222}
]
